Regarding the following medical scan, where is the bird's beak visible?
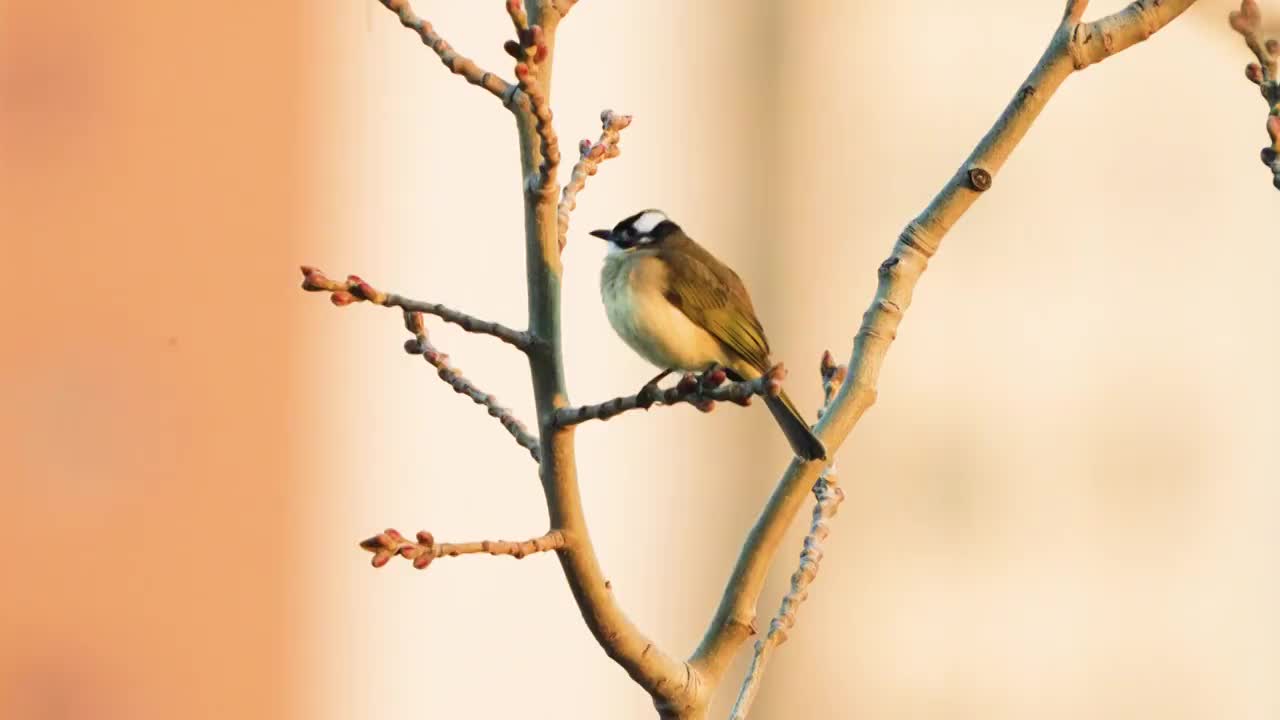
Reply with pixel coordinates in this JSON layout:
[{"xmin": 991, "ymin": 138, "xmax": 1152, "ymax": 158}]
[{"xmin": 589, "ymin": 229, "xmax": 611, "ymax": 240}]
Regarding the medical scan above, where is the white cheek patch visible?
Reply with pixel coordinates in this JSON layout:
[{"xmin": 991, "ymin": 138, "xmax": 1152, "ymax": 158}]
[{"xmin": 631, "ymin": 210, "xmax": 667, "ymax": 234}]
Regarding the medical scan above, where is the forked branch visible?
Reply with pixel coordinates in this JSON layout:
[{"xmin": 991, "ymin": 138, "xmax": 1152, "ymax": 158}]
[
  {"xmin": 300, "ymin": 267, "xmax": 534, "ymax": 351},
  {"xmin": 404, "ymin": 311, "xmax": 541, "ymax": 461},
  {"xmin": 689, "ymin": 0, "xmax": 1200, "ymax": 691}
]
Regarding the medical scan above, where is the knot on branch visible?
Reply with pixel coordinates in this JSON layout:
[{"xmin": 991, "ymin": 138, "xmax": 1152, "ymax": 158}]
[{"xmin": 966, "ymin": 166, "xmax": 993, "ymax": 192}]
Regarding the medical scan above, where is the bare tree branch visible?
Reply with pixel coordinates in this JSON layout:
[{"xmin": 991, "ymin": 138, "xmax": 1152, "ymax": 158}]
[
  {"xmin": 553, "ymin": 365, "xmax": 786, "ymax": 428},
  {"xmin": 300, "ymin": 267, "xmax": 534, "ymax": 351},
  {"xmin": 361, "ymin": 527, "xmax": 566, "ymax": 569},
  {"xmin": 558, "ymin": 109, "xmax": 633, "ymax": 251},
  {"xmin": 1229, "ymin": 0, "xmax": 1280, "ymax": 189},
  {"xmin": 404, "ymin": 311, "xmax": 541, "ymax": 461},
  {"xmin": 728, "ymin": 356, "xmax": 847, "ymax": 720},
  {"xmin": 376, "ymin": 0, "xmax": 516, "ymax": 105},
  {"xmin": 689, "ymin": 0, "xmax": 1200, "ymax": 691},
  {"xmin": 323, "ymin": 1, "xmax": 1216, "ymax": 718}
]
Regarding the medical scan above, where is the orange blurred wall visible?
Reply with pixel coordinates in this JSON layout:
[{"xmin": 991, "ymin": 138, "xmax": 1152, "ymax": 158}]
[{"xmin": 1, "ymin": 2, "xmax": 304, "ymax": 718}]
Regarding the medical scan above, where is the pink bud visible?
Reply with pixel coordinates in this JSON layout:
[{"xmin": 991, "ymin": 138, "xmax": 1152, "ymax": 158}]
[
  {"xmin": 1246, "ymin": 63, "xmax": 1264, "ymax": 84},
  {"xmin": 1230, "ymin": 1, "xmax": 1261, "ymax": 35}
]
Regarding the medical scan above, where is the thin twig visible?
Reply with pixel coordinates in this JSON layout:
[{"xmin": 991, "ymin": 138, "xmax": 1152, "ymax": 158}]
[
  {"xmin": 557, "ymin": 109, "xmax": 633, "ymax": 251},
  {"xmin": 404, "ymin": 311, "xmax": 541, "ymax": 461},
  {"xmin": 376, "ymin": 0, "xmax": 516, "ymax": 104},
  {"xmin": 689, "ymin": 0, "xmax": 1200, "ymax": 689},
  {"xmin": 300, "ymin": 266, "xmax": 534, "ymax": 351},
  {"xmin": 361, "ymin": 527, "xmax": 565, "ymax": 569},
  {"xmin": 552, "ymin": 365, "xmax": 786, "ymax": 428},
  {"xmin": 1229, "ymin": 0, "xmax": 1280, "ymax": 190},
  {"xmin": 727, "ymin": 355, "xmax": 847, "ymax": 720}
]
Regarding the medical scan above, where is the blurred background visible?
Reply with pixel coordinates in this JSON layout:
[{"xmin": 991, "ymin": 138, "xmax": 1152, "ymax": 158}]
[{"xmin": 2, "ymin": 1, "xmax": 1277, "ymax": 718}]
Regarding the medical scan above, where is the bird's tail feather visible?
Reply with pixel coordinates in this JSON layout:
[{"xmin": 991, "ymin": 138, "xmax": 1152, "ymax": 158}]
[{"xmin": 764, "ymin": 389, "xmax": 827, "ymax": 461}]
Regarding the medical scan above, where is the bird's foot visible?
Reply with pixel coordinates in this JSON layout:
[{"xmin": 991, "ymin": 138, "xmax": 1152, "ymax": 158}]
[
  {"xmin": 697, "ymin": 364, "xmax": 728, "ymax": 397},
  {"xmin": 636, "ymin": 368, "xmax": 674, "ymax": 409}
]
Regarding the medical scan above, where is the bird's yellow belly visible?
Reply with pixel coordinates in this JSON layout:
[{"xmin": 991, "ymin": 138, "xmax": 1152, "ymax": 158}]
[{"xmin": 601, "ymin": 257, "xmax": 725, "ymax": 372}]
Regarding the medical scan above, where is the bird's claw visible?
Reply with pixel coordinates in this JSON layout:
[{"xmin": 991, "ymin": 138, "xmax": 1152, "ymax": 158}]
[{"xmin": 636, "ymin": 382, "xmax": 661, "ymax": 409}]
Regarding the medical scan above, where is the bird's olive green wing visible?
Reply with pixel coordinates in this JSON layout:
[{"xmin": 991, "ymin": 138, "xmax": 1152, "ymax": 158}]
[{"xmin": 657, "ymin": 236, "xmax": 772, "ymax": 373}]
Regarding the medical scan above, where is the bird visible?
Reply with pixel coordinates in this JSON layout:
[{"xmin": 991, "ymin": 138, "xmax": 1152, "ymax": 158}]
[{"xmin": 590, "ymin": 209, "xmax": 827, "ymax": 461}]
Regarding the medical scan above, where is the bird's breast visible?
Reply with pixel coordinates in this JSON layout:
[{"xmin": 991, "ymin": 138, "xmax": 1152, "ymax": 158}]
[{"xmin": 600, "ymin": 254, "xmax": 725, "ymax": 372}]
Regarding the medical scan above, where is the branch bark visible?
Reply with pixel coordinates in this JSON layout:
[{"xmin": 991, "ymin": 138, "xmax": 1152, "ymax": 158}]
[
  {"xmin": 511, "ymin": 4, "xmax": 701, "ymax": 717},
  {"xmin": 689, "ymin": 0, "xmax": 1200, "ymax": 694}
]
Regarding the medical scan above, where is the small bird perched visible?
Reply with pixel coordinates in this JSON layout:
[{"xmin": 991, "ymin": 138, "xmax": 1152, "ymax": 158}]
[{"xmin": 591, "ymin": 209, "xmax": 827, "ymax": 461}]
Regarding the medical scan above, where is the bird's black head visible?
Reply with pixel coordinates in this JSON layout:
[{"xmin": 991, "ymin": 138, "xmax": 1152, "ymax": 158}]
[{"xmin": 590, "ymin": 209, "xmax": 680, "ymax": 251}]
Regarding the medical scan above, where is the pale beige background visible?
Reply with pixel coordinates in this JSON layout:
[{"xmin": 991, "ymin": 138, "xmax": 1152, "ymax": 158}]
[
  {"xmin": 3, "ymin": 1, "xmax": 1275, "ymax": 720},
  {"xmin": 301, "ymin": 1, "xmax": 1279, "ymax": 719}
]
